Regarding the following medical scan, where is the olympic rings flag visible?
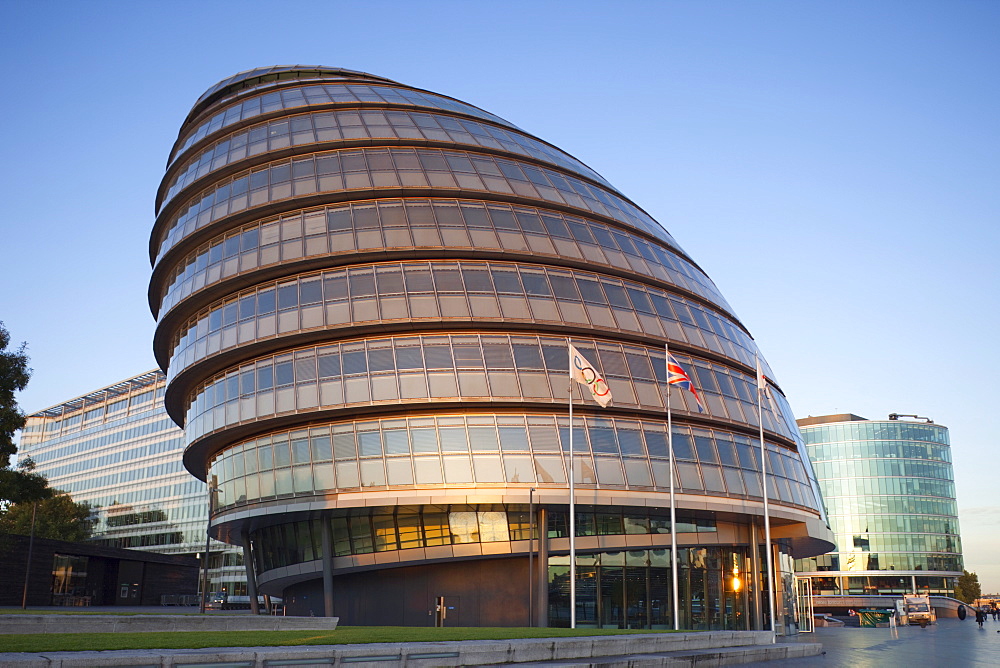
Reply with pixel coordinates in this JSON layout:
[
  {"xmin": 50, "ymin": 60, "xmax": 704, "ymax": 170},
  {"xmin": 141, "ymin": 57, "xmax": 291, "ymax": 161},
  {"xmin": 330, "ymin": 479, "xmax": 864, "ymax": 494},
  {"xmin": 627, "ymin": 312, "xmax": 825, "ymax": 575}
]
[{"xmin": 569, "ymin": 343, "xmax": 613, "ymax": 407}]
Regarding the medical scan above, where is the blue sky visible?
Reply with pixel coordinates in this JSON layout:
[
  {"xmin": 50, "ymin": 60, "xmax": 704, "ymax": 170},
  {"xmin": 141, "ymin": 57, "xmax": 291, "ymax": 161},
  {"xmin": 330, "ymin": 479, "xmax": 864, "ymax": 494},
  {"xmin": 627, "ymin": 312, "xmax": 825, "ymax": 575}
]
[{"xmin": 2, "ymin": 1, "xmax": 998, "ymax": 591}]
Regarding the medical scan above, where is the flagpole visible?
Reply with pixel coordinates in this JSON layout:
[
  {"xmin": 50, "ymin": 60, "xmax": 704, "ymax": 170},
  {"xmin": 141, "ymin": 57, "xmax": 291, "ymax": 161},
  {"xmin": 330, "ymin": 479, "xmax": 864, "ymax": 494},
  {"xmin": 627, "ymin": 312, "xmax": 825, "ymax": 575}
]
[
  {"xmin": 663, "ymin": 343, "xmax": 681, "ymax": 631},
  {"xmin": 757, "ymin": 353, "xmax": 776, "ymax": 640},
  {"xmin": 568, "ymin": 338, "xmax": 576, "ymax": 629},
  {"xmin": 665, "ymin": 344, "xmax": 680, "ymax": 631}
]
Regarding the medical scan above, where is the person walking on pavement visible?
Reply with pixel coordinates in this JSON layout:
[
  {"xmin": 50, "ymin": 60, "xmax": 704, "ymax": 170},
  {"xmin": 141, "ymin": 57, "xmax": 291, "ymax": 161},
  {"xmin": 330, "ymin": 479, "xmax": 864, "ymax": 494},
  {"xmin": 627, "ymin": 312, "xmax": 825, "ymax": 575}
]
[{"xmin": 975, "ymin": 607, "xmax": 986, "ymax": 628}]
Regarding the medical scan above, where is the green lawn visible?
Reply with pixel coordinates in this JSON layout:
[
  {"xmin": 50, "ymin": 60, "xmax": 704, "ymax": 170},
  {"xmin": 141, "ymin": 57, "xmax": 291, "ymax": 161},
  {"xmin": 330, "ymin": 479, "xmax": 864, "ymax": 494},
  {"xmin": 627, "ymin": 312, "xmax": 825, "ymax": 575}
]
[{"xmin": 0, "ymin": 625, "xmax": 674, "ymax": 653}]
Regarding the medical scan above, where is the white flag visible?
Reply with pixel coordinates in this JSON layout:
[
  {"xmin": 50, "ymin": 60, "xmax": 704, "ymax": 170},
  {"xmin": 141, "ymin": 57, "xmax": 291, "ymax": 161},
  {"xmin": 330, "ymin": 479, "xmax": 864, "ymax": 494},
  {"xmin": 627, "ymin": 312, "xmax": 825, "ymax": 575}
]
[
  {"xmin": 756, "ymin": 356, "xmax": 767, "ymax": 394},
  {"xmin": 569, "ymin": 344, "xmax": 612, "ymax": 407}
]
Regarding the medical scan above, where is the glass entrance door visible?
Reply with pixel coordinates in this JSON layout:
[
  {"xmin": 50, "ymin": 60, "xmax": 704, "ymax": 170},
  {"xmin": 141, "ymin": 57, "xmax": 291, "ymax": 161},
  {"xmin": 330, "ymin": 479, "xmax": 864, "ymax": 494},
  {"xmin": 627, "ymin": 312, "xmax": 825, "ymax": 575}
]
[{"xmin": 795, "ymin": 576, "xmax": 814, "ymax": 632}]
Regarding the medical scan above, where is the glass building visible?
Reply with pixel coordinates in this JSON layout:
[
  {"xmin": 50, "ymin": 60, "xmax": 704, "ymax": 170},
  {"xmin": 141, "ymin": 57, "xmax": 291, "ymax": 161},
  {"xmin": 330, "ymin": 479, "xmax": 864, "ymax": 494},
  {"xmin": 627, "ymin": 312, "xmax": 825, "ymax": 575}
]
[
  {"xmin": 149, "ymin": 65, "xmax": 834, "ymax": 629},
  {"xmin": 19, "ymin": 371, "xmax": 246, "ymax": 597},
  {"xmin": 794, "ymin": 414, "xmax": 963, "ymax": 596}
]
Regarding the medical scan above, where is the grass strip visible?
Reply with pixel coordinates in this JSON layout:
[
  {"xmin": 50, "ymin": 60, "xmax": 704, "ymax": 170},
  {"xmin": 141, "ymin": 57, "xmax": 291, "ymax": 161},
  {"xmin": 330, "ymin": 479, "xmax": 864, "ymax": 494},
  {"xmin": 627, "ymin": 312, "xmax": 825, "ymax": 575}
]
[{"xmin": 0, "ymin": 626, "xmax": 674, "ymax": 653}]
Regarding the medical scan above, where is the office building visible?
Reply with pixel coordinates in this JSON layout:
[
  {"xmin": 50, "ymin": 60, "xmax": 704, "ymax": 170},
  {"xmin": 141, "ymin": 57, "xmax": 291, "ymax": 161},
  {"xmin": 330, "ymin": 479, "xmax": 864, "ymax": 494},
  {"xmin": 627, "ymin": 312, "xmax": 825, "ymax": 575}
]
[
  {"xmin": 795, "ymin": 413, "xmax": 963, "ymax": 596},
  {"xmin": 19, "ymin": 371, "xmax": 245, "ymax": 597},
  {"xmin": 149, "ymin": 66, "xmax": 834, "ymax": 628}
]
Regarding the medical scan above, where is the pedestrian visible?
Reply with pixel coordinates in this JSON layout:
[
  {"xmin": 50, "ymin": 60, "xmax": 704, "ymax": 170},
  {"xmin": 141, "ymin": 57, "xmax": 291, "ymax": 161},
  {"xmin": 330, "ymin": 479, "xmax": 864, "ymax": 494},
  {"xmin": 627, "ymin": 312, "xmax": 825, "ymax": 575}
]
[
  {"xmin": 993, "ymin": 605, "xmax": 999, "ymax": 622},
  {"xmin": 976, "ymin": 607, "xmax": 986, "ymax": 628}
]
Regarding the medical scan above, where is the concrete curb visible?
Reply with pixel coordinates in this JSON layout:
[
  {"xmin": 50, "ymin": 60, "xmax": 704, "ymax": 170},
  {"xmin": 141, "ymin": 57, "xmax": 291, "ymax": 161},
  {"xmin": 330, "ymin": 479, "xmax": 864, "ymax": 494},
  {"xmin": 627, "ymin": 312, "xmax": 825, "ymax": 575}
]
[
  {"xmin": 0, "ymin": 632, "xmax": 823, "ymax": 667},
  {"xmin": 0, "ymin": 615, "xmax": 338, "ymax": 635}
]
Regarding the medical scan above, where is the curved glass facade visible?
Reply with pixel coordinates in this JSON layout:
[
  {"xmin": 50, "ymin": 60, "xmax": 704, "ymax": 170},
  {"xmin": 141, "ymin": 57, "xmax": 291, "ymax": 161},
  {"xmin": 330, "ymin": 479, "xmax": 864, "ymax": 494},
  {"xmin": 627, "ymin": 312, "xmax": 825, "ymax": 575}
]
[
  {"xmin": 154, "ymin": 199, "xmax": 732, "ymax": 319},
  {"xmin": 153, "ymin": 146, "xmax": 681, "ymax": 264},
  {"xmin": 180, "ymin": 335, "xmax": 798, "ymax": 445},
  {"xmin": 794, "ymin": 414, "xmax": 963, "ymax": 596},
  {"xmin": 164, "ymin": 263, "xmax": 751, "ymax": 379},
  {"xmin": 152, "ymin": 66, "xmax": 832, "ymax": 628},
  {"xmin": 172, "ymin": 78, "xmax": 520, "ymax": 167},
  {"xmin": 206, "ymin": 413, "xmax": 817, "ymax": 511},
  {"xmin": 162, "ymin": 107, "xmax": 611, "ymax": 210}
]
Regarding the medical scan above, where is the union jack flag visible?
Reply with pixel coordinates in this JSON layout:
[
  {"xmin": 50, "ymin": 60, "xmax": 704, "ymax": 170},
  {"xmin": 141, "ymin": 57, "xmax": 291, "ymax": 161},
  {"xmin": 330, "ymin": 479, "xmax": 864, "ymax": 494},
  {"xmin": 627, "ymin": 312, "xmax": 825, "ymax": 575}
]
[{"xmin": 667, "ymin": 353, "xmax": 705, "ymax": 413}]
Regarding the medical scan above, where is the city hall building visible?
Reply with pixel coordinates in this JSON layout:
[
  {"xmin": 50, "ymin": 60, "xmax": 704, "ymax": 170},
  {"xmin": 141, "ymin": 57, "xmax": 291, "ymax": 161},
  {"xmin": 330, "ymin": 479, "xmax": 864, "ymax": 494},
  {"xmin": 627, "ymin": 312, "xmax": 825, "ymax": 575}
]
[
  {"xmin": 794, "ymin": 414, "xmax": 963, "ymax": 598},
  {"xmin": 149, "ymin": 65, "xmax": 834, "ymax": 629}
]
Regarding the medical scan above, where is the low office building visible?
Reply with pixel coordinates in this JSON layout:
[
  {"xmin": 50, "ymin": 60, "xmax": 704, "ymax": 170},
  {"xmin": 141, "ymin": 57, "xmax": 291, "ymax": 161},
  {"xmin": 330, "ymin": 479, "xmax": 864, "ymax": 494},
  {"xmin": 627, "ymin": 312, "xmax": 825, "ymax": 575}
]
[
  {"xmin": 149, "ymin": 66, "xmax": 834, "ymax": 629},
  {"xmin": 0, "ymin": 533, "xmax": 198, "ymax": 607},
  {"xmin": 794, "ymin": 413, "xmax": 963, "ymax": 597},
  {"xmin": 19, "ymin": 371, "xmax": 244, "ymax": 597}
]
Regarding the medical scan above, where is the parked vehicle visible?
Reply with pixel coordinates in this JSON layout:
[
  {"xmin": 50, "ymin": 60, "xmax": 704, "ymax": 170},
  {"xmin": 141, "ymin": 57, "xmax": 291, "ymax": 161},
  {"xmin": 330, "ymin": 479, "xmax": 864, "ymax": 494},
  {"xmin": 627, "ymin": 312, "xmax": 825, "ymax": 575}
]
[{"xmin": 900, "ymin": 595, "xmax": 936, "ymax": 627}]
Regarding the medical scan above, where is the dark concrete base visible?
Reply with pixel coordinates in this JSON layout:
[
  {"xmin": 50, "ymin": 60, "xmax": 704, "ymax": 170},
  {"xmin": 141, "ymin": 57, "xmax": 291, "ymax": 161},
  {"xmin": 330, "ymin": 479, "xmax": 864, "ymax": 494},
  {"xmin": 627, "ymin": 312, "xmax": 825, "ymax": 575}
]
[
  {"xmin": 0, "ymin": 614, "xmax": 338, "ymax": 635},
  {"xmin": 284, "ymin": 555, "xmax": 533, "ymax": 625}
]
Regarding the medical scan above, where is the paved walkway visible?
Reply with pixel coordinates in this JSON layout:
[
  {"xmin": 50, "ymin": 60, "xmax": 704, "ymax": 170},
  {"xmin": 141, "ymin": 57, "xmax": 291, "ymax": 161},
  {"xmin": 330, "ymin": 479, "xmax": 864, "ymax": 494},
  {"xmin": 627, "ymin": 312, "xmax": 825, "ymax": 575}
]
[{"xmin": 737, "ymin": 617, "xmax": 1000, "ymax": 667}]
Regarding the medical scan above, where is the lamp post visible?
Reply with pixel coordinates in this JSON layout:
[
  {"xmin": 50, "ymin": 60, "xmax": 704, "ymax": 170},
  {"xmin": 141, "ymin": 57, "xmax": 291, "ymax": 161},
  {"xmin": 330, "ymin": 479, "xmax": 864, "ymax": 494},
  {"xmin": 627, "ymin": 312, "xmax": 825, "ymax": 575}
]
[
  {"xmin": 528, "ymin": 487, "xmax": 535, "ymax": 627},
  {"xmin": 20, "ymin": 502, "xmax": 38, "ymax": 609},
  {"xmin": 199, "ymin": 478, "xmax": 216, "ymax": 614}
]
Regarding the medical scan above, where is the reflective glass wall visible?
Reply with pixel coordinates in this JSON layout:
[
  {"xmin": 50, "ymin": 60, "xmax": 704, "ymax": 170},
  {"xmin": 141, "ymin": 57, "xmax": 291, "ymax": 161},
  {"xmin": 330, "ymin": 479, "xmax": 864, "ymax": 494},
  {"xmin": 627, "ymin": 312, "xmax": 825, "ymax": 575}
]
[
  {"xmin": 19, "ymin": 372, "xmax": 246, "ymax": 595},
  {"xmin": 794, "ymin": 415, "xmax": 963, "ymax": 595}
]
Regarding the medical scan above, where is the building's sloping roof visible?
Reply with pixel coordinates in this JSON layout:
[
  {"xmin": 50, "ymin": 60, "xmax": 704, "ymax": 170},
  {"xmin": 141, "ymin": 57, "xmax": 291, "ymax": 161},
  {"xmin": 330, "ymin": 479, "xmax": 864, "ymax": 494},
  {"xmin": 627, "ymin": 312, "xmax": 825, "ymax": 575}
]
[{"xmin": 796, "ymin": 413, "xmax": 868, "ymax": 427}]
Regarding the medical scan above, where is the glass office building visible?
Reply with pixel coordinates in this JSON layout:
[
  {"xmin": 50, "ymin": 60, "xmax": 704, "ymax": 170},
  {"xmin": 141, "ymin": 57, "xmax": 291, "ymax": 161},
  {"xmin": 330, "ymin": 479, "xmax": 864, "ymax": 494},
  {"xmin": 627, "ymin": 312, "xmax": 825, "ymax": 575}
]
[
  {"xmin": 19, "ymin": 371, "xmax": 245, "ymax": 597},
  {"xmin": 149, "ymin": 65, "xmax": 834, "ymax": 628},
  {"xmin": 795, "ymin": 414, "xmax": 963, "ymax": 596}
]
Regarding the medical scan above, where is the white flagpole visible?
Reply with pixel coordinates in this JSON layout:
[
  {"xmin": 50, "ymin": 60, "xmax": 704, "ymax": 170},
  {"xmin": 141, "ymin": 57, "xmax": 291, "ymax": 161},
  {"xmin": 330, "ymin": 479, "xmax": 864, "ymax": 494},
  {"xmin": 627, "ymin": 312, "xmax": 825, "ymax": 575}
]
[
  {"xmin": 757, "ymin": 353, "xmax": 776, "ymax": 640},
  {"xmin": 568, "ymin": 338, "xmax": 576, "ymax": 629},
  {"xmin": 666, "ymin": 344, "xmax": 680, "ymax": 631}
]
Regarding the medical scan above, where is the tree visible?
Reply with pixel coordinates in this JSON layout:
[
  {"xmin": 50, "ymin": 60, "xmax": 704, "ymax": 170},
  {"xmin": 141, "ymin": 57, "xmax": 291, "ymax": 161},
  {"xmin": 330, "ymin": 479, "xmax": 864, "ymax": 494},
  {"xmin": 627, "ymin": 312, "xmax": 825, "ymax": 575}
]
[
  {"xmin": 0, "ymin": 493, "xmax": 95, "ymax": 542},
  {"xmin": 0, "ymin": 456, "xmax": 51, "ymax": 506},
  {"xmin": 0, "ymin": 321, "xmax": 31, "ymax": 469},
  {"xmin": 955, "ymin": 570, "xmax": 982, "ymax": 604},
  {"xmin": 0, "ymin": 322, "xmax": 49, "ymax": 506}
]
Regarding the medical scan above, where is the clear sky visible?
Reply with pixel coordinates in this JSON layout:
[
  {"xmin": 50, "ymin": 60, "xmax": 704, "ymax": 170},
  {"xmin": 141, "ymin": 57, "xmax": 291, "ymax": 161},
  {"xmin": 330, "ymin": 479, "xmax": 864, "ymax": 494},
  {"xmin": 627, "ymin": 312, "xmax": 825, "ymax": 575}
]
[{"xmin": 2, "ymin": 1, "xmax": 998, "ymax": 592}]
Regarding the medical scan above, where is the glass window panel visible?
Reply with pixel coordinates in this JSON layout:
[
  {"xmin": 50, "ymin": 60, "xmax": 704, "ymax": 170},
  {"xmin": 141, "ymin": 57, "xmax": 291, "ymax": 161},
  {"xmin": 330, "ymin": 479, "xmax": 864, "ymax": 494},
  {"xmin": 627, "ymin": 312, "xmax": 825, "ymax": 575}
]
[
  {"xmin": 700, "ymin": 465, "xmax": 727, "ymax": 493},
  {"xmin": 395, "ymin": 346, "xmax": 424, "ymax": 370},
  {"xmin": 335, "ymin": 461, "xmax": 359, "ymax": 488},
  {"xmin": 618, "ymin": 429, "xmax": 645, "ymax": 455},
  {"xmin": 410, "ymin": 427, "xmax": 439, "ymax": 453},
  {"xmin": 644, "ymin": 429, "xmax": 668, "ymax": 458},
  {"xmin": 478, "ymin": 511, "xmax": 510, "ymax": 542},
  {"xmin": 503, "ymin": 455, "xmax": 534, "ymax": 483},
  {"xmin": 360, "ymin": 460, "xmax": 386, "ymax": 487},
  {"xmin": 443, "ymin": 456, "xmax": 473, "ymax": 483},
  {"xmin": 291, "ymin": 436, "xmax": 310, "ymax": 463},
  {"xmin": 385, "ymin": 458, "xmax": 413, "ymax": 485},
  {"xmin": 723, "ymin": 468, "xmax": 746, "ymax": 495},
  {"xmin": 473, "ymin": 455, "xmax": 504, "ymax": 482},
  {"xmin": 439, "ymin": 426, "xmax": 469, "ymax": 452},
  {"xmin": 672, "ymin": 430, "xmax": 696, "ymax": 460},
  {"xmin": 623, "ymin": 459, "xmax": 653, "ymax": 486},
  {"xmin": 469, "ymin": 426, "xmax": 500, "ymax": 451},
  {"xmin": 413, "ymin": 456, "xmax": 443, "ymax": 483},
  {"xmin": 499, "ymin": 426, "xmax": 530, "ymax": 451},
  {"xmin": 677, "ymin": 462, "xmax": 703, "ymax": 490},
  {"xmin": 533, "ymin": 455, "xmax": 566, "ymax": 483},
  {"xmin": 383, "ymin": 429, "xmax": 410, "ymax": 455},
  {"xmin": 595, "ymin": 458, "xmax": 625, "ymax": 485},
  {"xmin": 589, "ymin": 427, "xmax": 618, "ymax": 454},
  {"xmin": 358, "ymin": 431, "xmax": 382, "ymax": 457},
  {"xmin": 694, "ymin": 435, "xmax": 719, "ymax": 463},
  {"xmin": 311, "ymin": 433, "xmax": 332, "ymax": 461}
]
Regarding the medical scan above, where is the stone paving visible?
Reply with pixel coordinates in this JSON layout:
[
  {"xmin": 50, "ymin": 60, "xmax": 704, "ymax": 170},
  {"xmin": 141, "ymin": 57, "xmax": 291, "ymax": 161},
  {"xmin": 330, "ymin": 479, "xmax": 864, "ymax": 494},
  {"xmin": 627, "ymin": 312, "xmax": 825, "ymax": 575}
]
[{"xmin": 735, "ymin": 617, "xmax": 1000, "ymax": 667}]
